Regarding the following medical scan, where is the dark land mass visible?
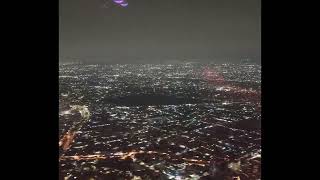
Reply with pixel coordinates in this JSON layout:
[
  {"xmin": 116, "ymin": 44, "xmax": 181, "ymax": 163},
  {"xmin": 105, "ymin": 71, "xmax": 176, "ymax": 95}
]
[{"xmin": 105, "ymin": 95, "xmax": 203, "ymax": 106}]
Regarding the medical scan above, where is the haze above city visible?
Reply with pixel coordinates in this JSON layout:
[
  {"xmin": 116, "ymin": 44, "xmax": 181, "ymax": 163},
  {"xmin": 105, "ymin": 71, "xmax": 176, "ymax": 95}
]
[{"xmin": 59, "ymin": 0, "xmax": 260, "ymax": 64}]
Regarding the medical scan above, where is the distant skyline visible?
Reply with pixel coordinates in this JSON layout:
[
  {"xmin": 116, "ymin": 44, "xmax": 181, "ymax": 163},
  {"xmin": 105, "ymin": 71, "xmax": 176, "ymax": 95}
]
[{"xmin": 60, "ymin": 0, "xmax": 260, "ymax": 64}]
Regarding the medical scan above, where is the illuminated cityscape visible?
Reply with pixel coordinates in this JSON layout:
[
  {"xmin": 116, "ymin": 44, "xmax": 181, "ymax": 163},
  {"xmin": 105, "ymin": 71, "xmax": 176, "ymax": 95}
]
[{"xmin": 59, "ymin": 62, "xmax": 261, "ymax": 180}]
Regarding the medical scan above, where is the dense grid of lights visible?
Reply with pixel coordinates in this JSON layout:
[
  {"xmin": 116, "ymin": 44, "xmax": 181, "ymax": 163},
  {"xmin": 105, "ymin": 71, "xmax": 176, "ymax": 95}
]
[{"xmin": 59, "ymin": 62, "xmax": 261, "ymax": 180}]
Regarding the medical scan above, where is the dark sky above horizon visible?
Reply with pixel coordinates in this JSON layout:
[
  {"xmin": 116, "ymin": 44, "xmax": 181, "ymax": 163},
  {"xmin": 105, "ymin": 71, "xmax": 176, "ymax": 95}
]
[{"xmin": 59, "ymin": 0, "xmax": 260, "ymax": 63}]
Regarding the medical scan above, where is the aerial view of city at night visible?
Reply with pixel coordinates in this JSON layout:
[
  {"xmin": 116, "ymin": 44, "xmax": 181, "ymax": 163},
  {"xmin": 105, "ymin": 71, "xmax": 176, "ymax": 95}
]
[
  {"xmin": 59, "ymin": 62, "xmax": 261, "ymax": 180},
  {"xmin": 59, "ymin": 0, "xmax": 261, "ymax": 179}
]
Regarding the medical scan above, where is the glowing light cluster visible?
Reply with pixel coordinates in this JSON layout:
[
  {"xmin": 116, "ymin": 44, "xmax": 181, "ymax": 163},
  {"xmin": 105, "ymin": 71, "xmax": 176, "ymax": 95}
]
[{"xmin": 112, "ymin": 0, "xmax": 128, "ymax": 7}]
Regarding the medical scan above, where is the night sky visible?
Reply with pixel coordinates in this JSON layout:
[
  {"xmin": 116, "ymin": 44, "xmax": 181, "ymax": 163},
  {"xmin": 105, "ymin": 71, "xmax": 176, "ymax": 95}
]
[{"xmin": 59, "ymin": 0, "xmax": 260, "ymax": 63}]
